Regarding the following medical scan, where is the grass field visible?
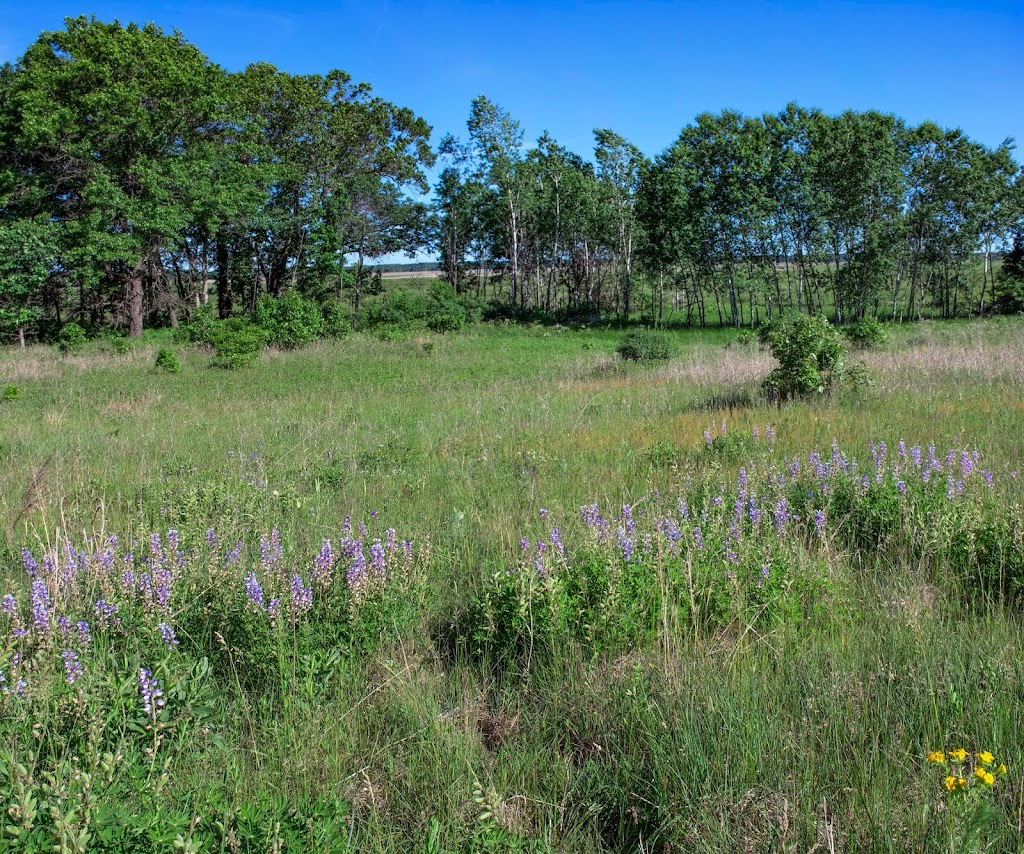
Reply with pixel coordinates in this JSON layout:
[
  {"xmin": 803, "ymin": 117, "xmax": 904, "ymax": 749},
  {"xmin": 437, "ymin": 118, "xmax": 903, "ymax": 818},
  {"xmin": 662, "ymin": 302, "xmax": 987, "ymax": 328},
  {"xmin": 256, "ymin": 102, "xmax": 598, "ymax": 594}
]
[{"xmin": 1, "ymin": 317, "xmax": 1023, "ymax": 852}]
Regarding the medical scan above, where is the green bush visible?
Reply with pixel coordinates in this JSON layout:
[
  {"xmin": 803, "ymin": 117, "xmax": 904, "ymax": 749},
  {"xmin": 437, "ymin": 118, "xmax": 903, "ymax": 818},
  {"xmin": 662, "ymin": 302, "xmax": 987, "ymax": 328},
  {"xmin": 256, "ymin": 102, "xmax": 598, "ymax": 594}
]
[
  {"xmin": 616, "ymin": 328, "xmax": 674, "ymax": 362},
  {"xmin": 759, "ymin": 313, "xmax": 846, "ymax": 399},
  {"xmin": 155, "ymin": 348, "xmax": 181, "ymax": 373},
  {"xmin": 208, "ymin": 318, "xmax": 267, "ymax": 369},
  {"xmin": 321, "ymin": 298, "xmax": 353, "ymax": 339},
  {"xmin": 3, "ymin": 383, "xmax": 21, "ymax": 401},
  {"xmin": 842, "ymin": 316, "xmax": 887, "ymax": 349},
  {"xmin": 174, "ymin": 304, "xmax": 218, "ymax": 345},
  {"xmin": 253, "ymin": 290, "xmax": 324, "ymax": 349},
  {"xmin": 57, "ymin": 321, "xmax": 88, "ymax": 353}
]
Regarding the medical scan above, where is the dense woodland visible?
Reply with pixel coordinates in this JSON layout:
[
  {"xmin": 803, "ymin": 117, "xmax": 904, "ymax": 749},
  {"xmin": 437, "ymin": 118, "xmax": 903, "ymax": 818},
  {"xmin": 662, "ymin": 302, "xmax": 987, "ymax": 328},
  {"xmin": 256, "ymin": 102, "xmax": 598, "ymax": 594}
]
[{"xmin": 1, "ymin": 16, "xmax": 1023, "ymax": 344}]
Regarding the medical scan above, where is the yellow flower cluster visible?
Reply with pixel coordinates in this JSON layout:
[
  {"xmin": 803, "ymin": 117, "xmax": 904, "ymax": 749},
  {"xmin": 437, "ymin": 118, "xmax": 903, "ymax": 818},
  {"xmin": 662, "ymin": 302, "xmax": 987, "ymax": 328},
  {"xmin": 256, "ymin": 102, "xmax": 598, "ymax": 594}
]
[{"xmin": 927, "ymin": 747, "xmax": 1007, "ymax": 794}]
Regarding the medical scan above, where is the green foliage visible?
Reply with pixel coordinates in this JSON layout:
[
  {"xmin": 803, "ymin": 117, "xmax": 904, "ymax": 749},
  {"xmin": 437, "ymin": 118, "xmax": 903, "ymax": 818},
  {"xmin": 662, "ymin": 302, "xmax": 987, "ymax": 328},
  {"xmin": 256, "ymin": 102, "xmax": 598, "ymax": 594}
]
[
  {"xmin": 759, "ymin": 313, "xmax": 846, "ymax": 399},
  {"xmin": 57, "ymin": 322, "xmax": 88, "ymax": 353},
  {"xmin": 320, "ymin": 298, "xmax": 353, "ymax": 339},
  {"xmin": 616, "ymin": 328, "xmax": 674, "ymax": 361},
  {"xmin": 842, "ymin": 316, "xmax": 888, "ymax": 349},
  {"xmin": 3, "ymin": 383, "xmax": 21, "ymax": 400},
  {"xmin": 155, "ymin": 348, "xmax": 181, "ymax": 373},
  {"xmin": 208, "ymin": 318, "xmax": 267, "ymax": 368},
  {"xmin": 253, "ymin": 290, "xmax": 325, "ymax": 349},
  {"xmin": 173, "ymin": 305, "xmax": 218, "ymax": 346}
]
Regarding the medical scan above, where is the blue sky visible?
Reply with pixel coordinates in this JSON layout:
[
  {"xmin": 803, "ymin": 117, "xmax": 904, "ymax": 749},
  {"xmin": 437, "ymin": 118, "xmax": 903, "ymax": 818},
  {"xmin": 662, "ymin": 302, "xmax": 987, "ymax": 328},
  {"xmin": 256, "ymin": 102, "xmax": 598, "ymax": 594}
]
[{"xmin": 2, "ymin": 0, "xmax": 1020, "ymax": 159}]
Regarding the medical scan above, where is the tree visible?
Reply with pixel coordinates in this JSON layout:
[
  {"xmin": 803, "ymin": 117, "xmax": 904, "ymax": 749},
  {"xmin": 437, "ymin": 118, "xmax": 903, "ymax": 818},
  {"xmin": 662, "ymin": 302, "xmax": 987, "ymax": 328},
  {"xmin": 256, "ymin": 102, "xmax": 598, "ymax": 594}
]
[
  {"xmin": 0, "ymin": 218, "xmax": 57, "ymax": 345},
  {"xmin": 3, "ymin": 16, "xmax": 226, "ymax": 336}
]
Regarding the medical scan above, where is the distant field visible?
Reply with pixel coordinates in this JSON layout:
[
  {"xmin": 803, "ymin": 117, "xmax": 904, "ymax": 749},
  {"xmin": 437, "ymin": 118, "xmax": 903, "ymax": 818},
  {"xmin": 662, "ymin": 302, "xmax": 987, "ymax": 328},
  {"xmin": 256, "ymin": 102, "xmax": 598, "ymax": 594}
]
[{"xmin": 1, "ymin": 317, "xmax": 1023, "ymax": 851}]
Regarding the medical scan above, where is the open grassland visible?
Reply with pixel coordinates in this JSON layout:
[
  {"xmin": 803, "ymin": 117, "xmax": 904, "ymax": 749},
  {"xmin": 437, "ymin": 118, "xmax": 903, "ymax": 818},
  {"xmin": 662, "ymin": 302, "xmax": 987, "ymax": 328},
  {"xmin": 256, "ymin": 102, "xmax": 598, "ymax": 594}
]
[{"xmin": 1, "ymin": 318, "xmax": 1023, "ymax": 852}]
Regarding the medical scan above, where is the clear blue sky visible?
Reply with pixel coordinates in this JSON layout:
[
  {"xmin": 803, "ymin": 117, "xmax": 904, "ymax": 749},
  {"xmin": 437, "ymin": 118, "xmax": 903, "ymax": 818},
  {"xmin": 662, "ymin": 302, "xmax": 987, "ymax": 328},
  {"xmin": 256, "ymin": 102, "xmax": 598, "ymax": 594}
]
[
  {"xmin": 1, "ymin": 1, "xmax": 1021, "ymax": 262},
  {"xmin": 1, "ymin": 0, "xmax": 1020, "ymax": 158}
]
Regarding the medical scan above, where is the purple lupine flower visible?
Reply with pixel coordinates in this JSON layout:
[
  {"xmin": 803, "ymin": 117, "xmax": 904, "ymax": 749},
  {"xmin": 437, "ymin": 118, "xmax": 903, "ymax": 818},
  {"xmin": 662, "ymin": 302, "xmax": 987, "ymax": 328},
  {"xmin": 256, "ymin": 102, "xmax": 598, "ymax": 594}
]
[
  {"xmin": 520, "ymin": 538, "xmax": 531, "ymax": 552},
  {"xmin": 347, "ymin": 545, "xmax": 367, "ymax": 588},
  {"xmin": 76, "ymin": 621, "xmax": 91, "ymax": 646},
  {"xmin": 897, "ymin": 481, "xmax": 907, "ymax": 496},
  {"xmin": 370, "ymin": 509, "xmax": 379, "ymax": 521},
  {"xmin": 712, "ymin": 496, "xmax": 724, "ymax": 507},
  {"xmin": 861, "ymin": 475, "xmax": 870, "ymax": 491},
  {"xmin": 138, "ymin": 668, "xmax": 165, "ymax": 721},
  {"xmin": 983, "ymin": 471, "xmax": 993, "ymax": 487},
  {"xmin": 539, "ymin": 508, "xmax": 548, "ymax": 520},
  {"xmin": 1, "ymin": 594, "xmax": 16, "ymax": 617},
  {"xmin": 158, "ymin": 623, "xmax": 179, "ymax": 647},
  {"xmin": 31, "ymin": 579, "xmax": 51, "ymax": 633},
  {"xmin": 910, "ymin": 446, "xmax": 922, "ymax": 468},
  {"xmin": 897, "ymin": 440, "xmax": 907, "ymax": 460},
  {"xmin": 752, "ymin": 425, "xmax": 759, "ymax": 438},
  {"xmin": 224, "ymin": 541, "xmax": 243, "ymax": 567},
  {"xmin": 748, "ymin": 496, "xmax": 761, "ymax": 527},
  {"xmin": 244, "ymin": 573, "xmax": 265, "ymax": 608},
  {"xmin": 738, "ymin": 468, "xmax": 748, "ymax": 495},
  {"xmin": 814, "ymin": 510, "xmax": 826, "ymax": 534},
  {"xmin": 96, "ymin": 547, "xmax": 114, "ymax": 573},
  {"xmin": 703, "ymin": 430, "xmax": 713, "ymax": 446},
  {"xmin": 22, "ymin": 549, "xmax": 39, "ymax": 579},
  {"xmin": 622, "ymin": 504, "xmax": 635, "ymax": 535},
  {"xmin": 678, "ymin": 499, "xmax": 689, "ymax": 520},
  {"xmin": 289, "ymin": 575, "xmax": 313, "ymax": 612},
  {"xmin": 693, "ymin": 526, "xmax": 705, "ymax": 551},
  {"xmin": 358, "ymin": 522, "xmax": 369, "ymax": 538},
  {"xmin": 402, "ymin": 540, "xmax": 414, "ymax": 562},
  {"xmin": 581, "ymin": 504, "xmax": 601, "ymax": 527},
  {"xmin": 616, "ymin": 527, "xmax": 634, "ymax": 563},
  {"xmin": 773, "ymin": 498, "xmax": 789, "ymax": 535},
  {"xmin": 312, "ymin": 540, "xmax": 335, "ymax": 583},
  {"xmin": 57, "ymin": 615, "xmax": 72, "ymax": 634},
  {"xmin": 550, "ymin": 527, "xmax": 565, "ymax": 559},
  {"xmin": 206, "ymin": 528, "xmax": 218, "ymax": 546},
  {"xmin": 758, "ymin": 566, "xmax": 770, "ymax": 587},
  {"xmin": 267, "ymin": 598, "xmax": 281, "ymax": 620},
  {"xmin": 946, "ymin": 476, "xmax": 955, "ymax": 500},
  {"xmin": 94, "ymin": 600, "xmax": 120, "ymax": 627},
  {"xmin": 62, "ymin": 650, "xmax": 84, "ymax": 684},
  {"xmin": 369, "ymin": 541, "xmax": 386, "ymax": 579}
]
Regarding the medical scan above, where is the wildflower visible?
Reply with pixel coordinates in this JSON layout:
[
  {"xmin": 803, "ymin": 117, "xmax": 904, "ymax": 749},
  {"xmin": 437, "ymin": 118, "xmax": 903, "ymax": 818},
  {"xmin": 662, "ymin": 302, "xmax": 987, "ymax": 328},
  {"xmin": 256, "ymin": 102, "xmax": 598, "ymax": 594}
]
[
  {"xmin": 997, "ymin": 764, "xmax": 1007, "ymax": 776},
  {"xmin": 814, "ymin": 510, "xmax": 826, "ymax": 534},
  {"xmin": 76, "ymin": 621, "xmax": 91, "ymax": 646},
  {"xmin": 944, "ymin": 776, "xmax": 957, "ymax": 792},
  {"xmin": 158, "ymin": 623, "xmax": 179, "ymax": 647},
  {"xmin": 927, "ymin": 751, "xmax": 946, "ymax": 765},
  {"xmin": 982, "ymin": 772, "xmax": 995, "ymax": 786},
  {"xmin": 1, "ymin": 594, "xmax": 16, "ymax": 616},
  {"xmin": 138, "ymin": 668, "xmax": 165, "ymax": 722},
  {"xmin": 289, "ymin": 574, "xmax": 313, "ymax": 612},
  {"xmin": 976, "ymin": 751, "xmax": 994, "ymax": 766},
  {"xmin": 957, "ymin": 777, "xmax": 967, "ymax": 789},
  {"xmin": 975, "ymin": 766, "xmax": 988, "ymax": 782},
  {"xmin": 244, "ymin": 573, "xmax": 265, "ymax": 608},
  {"xmin": 949, "ymin": 748, "xmax": 968, "ymax": 763},
  {"xmin": 62, "ymin": 650, "xmax": 84, "ymax": 684}
]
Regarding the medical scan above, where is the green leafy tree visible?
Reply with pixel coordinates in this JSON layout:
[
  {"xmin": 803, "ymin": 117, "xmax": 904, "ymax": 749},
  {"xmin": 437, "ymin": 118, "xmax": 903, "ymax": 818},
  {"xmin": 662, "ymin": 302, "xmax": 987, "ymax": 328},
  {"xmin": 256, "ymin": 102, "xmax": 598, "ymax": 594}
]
[
  {"xmin": 3, "ymin": 16, "xmax": 226, "ymax": 336},
  {"xmin": 0, "ymin": 218, "xmax": 56, "ymax": 346}
]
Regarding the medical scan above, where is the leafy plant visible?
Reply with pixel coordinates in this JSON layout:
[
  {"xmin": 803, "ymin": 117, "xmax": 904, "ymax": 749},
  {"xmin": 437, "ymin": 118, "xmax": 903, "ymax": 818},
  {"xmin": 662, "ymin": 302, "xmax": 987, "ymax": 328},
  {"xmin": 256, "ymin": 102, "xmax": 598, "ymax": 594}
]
[
  {"xmin": 208, "ymin": 318, "xmax": 267, "ymax": 368},
  {"xmin": 616, "ymin": 328, "xmax": 674, "ymax": 362},
  {"xmin": 3, "ymin": 383, "xmax": 21, "ymax": 400},
  {"xmin": 155, "ymin": 348, "xmax": 181, "ymax": 373},
  {"xmin": 759, "ymin": 313, "xmax": 845, "ymax": 399},
  {"xmin": 253, "ymin": 290, "xmax": 324, "ymax": 349},
  {"xmin": 57, "ymin": 322, "xmax": 88, "ymax": 353},
  {"xmin": 842, "ymin": 316, "xmax": 887, "ymax": 349}
]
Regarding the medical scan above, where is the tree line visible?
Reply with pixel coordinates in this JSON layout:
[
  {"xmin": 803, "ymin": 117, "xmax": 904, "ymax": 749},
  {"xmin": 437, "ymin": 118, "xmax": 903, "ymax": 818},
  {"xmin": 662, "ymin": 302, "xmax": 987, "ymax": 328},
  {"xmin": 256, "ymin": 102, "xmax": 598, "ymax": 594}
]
[
  {"xmin": 1, "ymin": 16, "xmax": 1022, "ymax": 345},
  {"xmin": 438, "ymin": 99, "xmax": 1023, "ymax": 327}
]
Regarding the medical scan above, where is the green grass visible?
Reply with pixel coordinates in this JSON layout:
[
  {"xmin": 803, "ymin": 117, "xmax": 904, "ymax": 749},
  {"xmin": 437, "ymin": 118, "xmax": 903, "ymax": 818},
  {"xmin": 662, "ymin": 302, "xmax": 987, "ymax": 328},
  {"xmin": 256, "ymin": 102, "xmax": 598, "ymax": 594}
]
[{"xmin": 1, "ymin": 318, "xmax": 1023, "ymax": 851}]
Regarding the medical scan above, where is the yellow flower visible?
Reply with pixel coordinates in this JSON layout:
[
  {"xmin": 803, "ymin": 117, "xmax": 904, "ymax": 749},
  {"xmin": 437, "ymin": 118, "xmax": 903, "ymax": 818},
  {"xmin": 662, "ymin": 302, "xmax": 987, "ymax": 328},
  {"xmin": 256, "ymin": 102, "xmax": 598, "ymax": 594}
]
[
  {"xmin": 949, "ymin": 749, "xmax": 968, "ymax": 763},
  {"xmin": 944, "ymin": 776, "xmax": 957, "ymax": 792},
  {"xmin": 997, "ymin": 764, "xmax": 1008, "ymax": 776},
  {"xmin": 976, "ymin": 751, "xmax": 994, "ymax": 766},
  {"xmin": 957, "ymin": 777, "xmax": 967, "ymax": 789},
  {"xmin": 983, "ymin": 772, "xmax": 995, "ymax": 786},
  {"xmin": 975, "ymin": 766, "xmax": 987, "ymax": 781},
  {"xmin": 927, "ymin": 751, "xmax": 946, "ymax": 764}
]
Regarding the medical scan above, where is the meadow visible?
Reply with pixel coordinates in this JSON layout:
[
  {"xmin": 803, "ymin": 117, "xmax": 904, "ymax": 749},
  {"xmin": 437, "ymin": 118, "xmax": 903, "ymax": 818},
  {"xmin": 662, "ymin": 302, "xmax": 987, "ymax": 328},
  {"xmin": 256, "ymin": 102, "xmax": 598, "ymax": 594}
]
[{"xmin": 1, "ymin": 317, "xmax": 1023, "ymax": 852}]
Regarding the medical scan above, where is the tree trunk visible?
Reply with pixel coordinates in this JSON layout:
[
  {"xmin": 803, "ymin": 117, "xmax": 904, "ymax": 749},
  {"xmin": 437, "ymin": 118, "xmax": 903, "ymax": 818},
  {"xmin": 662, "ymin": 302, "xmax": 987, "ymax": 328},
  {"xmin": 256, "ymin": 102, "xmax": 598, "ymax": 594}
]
[
  {"xmin": 128, "ymin": 257, "xmax": 146, "ymax": 338},
  {"xmin": 216, "ymin": 238, "xmax": 232, "ymax": 319}
]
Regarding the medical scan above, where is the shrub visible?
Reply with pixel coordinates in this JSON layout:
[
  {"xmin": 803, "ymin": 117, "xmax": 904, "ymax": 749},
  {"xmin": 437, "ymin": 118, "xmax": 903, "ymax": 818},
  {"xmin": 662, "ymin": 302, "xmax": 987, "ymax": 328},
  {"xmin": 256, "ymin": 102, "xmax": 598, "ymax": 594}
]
[
  {"xmin": 174, "ymin": 304, "xmax": 217, "ymax": 345},
  {"xmin": 616, "ymin": 328, "xmax": 674, "ymax": 362},
  {"xmin": 321, "ymin": 298, "xmax": 353, "ymax": 339},
  {"xmin": 208, "ymin": 318, "xmax": 267, "ymax": 369},
  {"xmin": 57, "ymin": 321, "xmax": 88, "ymax": 353},
  {"xmin": 155, "ymin": 348, "xmax": 181, "ymax": 373},
  {"xmin": 842, "ymin": 316, "xmax": 887, "ymax": 349},
  {"xmin": 759, "ymin": 313, "xmax": 845, "ymax": 399},
  {"xmin": 253, "ymin": 290, "xmax": 324, "ymax": 349},
  {"xmin": 3, "ymin": 383, "xmax": 21, "ymax": 401}
]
